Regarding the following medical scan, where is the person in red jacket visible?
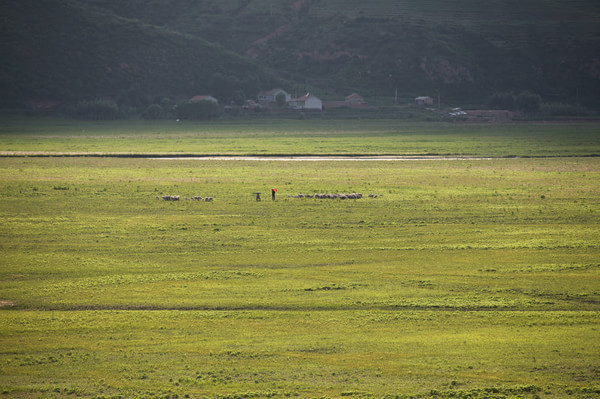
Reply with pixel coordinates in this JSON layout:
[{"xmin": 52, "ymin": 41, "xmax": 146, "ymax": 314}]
[{"xmin": 271, "ymin": 188, "xmax": 277, "ymax": 201}]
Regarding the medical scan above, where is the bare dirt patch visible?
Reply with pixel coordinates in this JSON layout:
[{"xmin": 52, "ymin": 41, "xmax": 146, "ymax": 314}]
[{"xmin": 0, "ymin": 300, "xmax": 17, "ymax": 308}]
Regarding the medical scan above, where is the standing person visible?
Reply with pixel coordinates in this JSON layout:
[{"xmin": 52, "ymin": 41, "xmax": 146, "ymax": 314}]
[
  {"xmin": 271, "ymin": 188, "xmax": 277, "ymax": 201},
  {"xmin": 255, "ymin": 192, "xmax": 261, "ymax": 201}
]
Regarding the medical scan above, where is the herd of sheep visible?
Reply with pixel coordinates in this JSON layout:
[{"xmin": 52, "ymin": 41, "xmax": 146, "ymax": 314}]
[
  {"xmin": 158, "ymin": 193, "xmax": 382, "ymax": 202},
  {"xmin": 159, "ymin": 195, "xmax": 213, "ymax": 202},
  {"xmin": 289, "ymin": 193, "xmax": 383, "ymax": 199}
]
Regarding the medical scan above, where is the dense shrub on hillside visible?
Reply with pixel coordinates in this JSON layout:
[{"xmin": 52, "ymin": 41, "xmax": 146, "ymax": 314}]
[
  {"xmin": 487, "ymin": 92, "xmax": 515, "ymax": 110},
  {"xmin": 69, "ymin": 99, "xmax": 120, "ymax": 120},
  {"xmin": 539, "ymin": 102, "xmax": 592, "ymax": 117},
  {"xmin": 232, "ymin": 90, "xmax": 246, "ymax": 106},
  {"xmin": 142, "ymin": 103, "xmax": 164, "ymax": 119},
  {"xmin": 276, "ymin": 92, "xmax": 287, "ymax": 107},
  {"xmin": 174, "ymin": 100, "xmax": 221, "ymax": 120},
  {"xmin": 515, "ymin": 91, "xmax": 541, "ymax": 114},
  {"xmin": 488, "ymin": 91, "xmax": 541, "ymax": 113}
]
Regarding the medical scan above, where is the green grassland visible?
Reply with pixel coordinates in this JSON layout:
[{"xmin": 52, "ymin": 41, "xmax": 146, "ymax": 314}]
[
  {"xmin": 1, "ymin": 120, "xmax": 600, "ymax": 398},
  {"xmin": 1, "ymin": 118, "xmax": 600, "ymax": 156}
]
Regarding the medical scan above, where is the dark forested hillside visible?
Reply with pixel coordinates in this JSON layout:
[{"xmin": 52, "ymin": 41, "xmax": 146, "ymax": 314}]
[
  {"xmin": 0, "ymin": 0, "xmax": 281, "ymax": 107},
  {"xmin": 2, "ymin": 0, "xmax": 600, "ymax": 109}
]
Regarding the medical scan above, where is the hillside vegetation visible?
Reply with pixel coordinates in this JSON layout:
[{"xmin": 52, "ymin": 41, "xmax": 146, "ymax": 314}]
[
  {"xmin": 2, "ymin": 0, "xmax": 600, "ymax": 108},
  {"xmin": 0, "ymin": 0, "xmax": 282, "ymax": 107}
]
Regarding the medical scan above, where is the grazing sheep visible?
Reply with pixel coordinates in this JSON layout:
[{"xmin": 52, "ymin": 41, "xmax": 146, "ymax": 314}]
[
  {"xmin": 161, "ymin": 195, "xmax": 180, "ymax": 201},
  {"xmin": 290, "ymin": 192, "xmax": 368, "ymax": 200}
]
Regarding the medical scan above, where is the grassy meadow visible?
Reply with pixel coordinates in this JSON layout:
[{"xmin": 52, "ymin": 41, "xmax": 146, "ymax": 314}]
[
  {"xmin": 1, "ymin": 118, "xmax": 600, "ymax": 157},
  {"xmin": 0, "ymin": 119, "xmax": 599, "ymax": 398}
]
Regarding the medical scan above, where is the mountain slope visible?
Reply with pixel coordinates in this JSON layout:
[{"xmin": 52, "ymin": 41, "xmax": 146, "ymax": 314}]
[
  {"xmin": 0, "ymin": 0, "xmax": 282, "ymax": 106},
  {"xmin": 2, "ymin": 0, "xmax": 599, "ymax": 108},
  {"xmin": 84, "ymin": 0, "xmax": 600, "ymax": 106},
  {"xmin": 287, "ymin": 0, "xmax": 600, "ymax": 102}
]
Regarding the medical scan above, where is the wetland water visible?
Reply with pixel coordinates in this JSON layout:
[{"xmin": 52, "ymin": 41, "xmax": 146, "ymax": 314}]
[
  {"xmin": 150, "ymin": 155, "xmax": 501, "ymax": 161},
  {"xmin": 1, "ymin": 153, "xmax": 579, "ymax": 160}
]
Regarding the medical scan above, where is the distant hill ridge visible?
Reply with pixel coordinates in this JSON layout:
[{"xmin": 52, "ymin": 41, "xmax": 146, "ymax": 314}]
[
  {"xmin": 0, "ymin": 0, "xmax": 282, "ymax": 107},
  {"xmin": 2, "ymin": 0, "xmax": 599, "ymax": 108}
]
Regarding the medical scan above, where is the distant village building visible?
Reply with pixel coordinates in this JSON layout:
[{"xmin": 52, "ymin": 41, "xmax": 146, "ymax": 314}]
[
  {"xmin": 415, "ymin": 96, "xmax": 433, "ymax": 106},
  {"xmin": 345, "ymin": 93, "xmax": 366, "ymax": 105},
  {"xmin": 289, "ymin": 93, "xmax": 322, "ymax": 110},
  {"xmin": 257, "ymin": 89, "xmax": 291, "ymax": 104},
  {"xmin": 190, "ymin": 95, "xmax": 218, "ymax": 104}
]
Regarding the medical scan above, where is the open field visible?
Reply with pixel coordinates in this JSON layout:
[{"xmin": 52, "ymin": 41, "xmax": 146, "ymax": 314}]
[
  {"xmin": 1, "ymin": 118, "xmax": 600, "ymax": 157},
  {"xmin": 1, "ymin": 119, "xmax": 599, "ymax": 398}
]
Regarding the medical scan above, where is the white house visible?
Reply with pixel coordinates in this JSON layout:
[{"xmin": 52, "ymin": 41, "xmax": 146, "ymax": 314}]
[
  {"xmin": 257, "ymin": 89, "xmax": 291, "ymax": 104},
  {"xmin": 190, "ymin": 95, "xmax": 218, "ymax": 104},
  {"xmin": 289, "ymin": 93, "xmax": 322, "ymax": 110}
]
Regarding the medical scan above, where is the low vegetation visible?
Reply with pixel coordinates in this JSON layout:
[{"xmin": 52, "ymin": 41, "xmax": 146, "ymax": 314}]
[
  {"xmin": 487, "ymin": 91, "xmax": 542, "ymax": 114},
  {"xmin": 538, "ymin": 102, "xmax": 595, "ymax": 118},
  {"xmin": 174, "ymin": 100, "xmax": 222, "ymax": 121},
  {"xmin": 1, "ymin": 118, "xmax": 600, "ymax": 157},
  {"xmin": 66, "ymin": 99, "xmax": 121, "ymax": 120}
]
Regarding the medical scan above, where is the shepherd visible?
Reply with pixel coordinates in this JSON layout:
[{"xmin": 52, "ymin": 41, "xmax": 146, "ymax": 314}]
[{"xmin": 271, "ymin": 188, "xmax": 277, "ymax": 201}]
